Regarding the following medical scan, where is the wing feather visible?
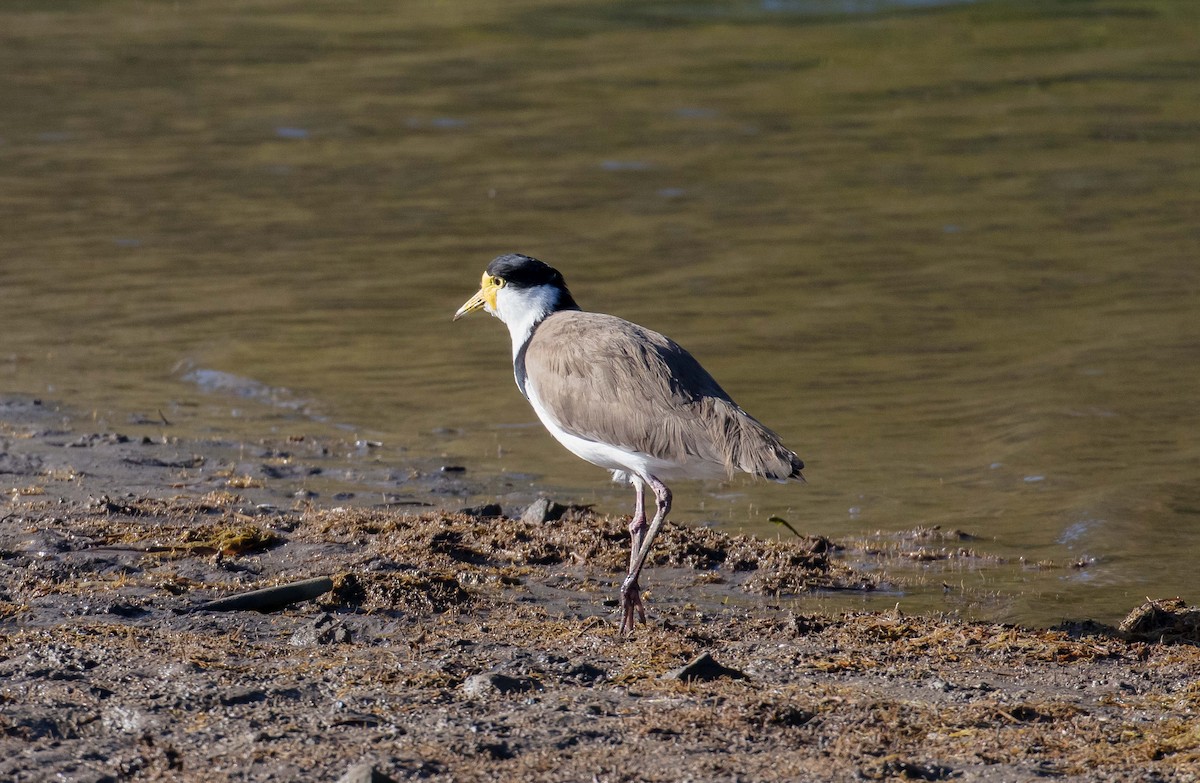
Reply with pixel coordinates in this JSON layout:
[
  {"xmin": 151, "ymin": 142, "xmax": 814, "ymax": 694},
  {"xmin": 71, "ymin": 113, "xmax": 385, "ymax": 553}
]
[{"xmin": 523, "ymin": 311, "xmax": 803, "ymax": 480}]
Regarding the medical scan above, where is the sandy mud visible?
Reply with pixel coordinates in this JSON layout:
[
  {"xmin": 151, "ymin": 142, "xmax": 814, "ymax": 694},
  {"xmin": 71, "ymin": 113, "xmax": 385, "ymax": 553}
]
[{"xmin": 1, "ymin": 397, "xmax": 1198, "ymax": 782}]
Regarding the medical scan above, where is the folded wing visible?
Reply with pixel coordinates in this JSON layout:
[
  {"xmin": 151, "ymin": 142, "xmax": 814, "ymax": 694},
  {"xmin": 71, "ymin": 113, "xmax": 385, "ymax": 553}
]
[{"xmin": 523, "ymin": 311, "xmax": 803, "ymax": 480}]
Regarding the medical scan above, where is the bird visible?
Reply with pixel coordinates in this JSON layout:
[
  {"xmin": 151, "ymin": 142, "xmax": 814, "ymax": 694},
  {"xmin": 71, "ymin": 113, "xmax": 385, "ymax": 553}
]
[{"xmin": 454, "ymin": 253, "xmax": 804, "ymax": 635}]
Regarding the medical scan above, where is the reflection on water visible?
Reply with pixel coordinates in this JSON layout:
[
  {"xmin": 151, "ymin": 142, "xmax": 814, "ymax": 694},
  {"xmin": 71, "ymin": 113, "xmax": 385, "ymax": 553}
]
[
  {"xmin": 1, "ymin": 0, "xmax": 1197, "ymax": 627},
  {"xmin": 760, "ymin": 0, "xmax": 980, "ymax": 13},
  {"xmin": 177, "ymin": 364, "xmax": 305, "ymax": 407}
]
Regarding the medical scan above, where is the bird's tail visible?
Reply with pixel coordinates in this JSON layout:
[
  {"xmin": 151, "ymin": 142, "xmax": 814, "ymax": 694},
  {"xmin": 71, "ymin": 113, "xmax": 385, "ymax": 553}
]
[{"xmin": 704, "ymin": 399, "xmax": 804, "ymax": 482}]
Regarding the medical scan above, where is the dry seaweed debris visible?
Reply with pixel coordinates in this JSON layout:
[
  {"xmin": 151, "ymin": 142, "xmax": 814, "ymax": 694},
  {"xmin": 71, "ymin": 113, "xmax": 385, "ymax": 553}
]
[
  {"xmin": 88, "ymin": 520, "xmax": 283, "ymax": 557},
  {"xmin": 332, "ymin": 570, "xmax": 473, "ymax": 614},
  {"xmin": 794, "ymin": 611, "xmax": 1122, "ymax": 670},
  {"xmin": 69, "ymin": 492, "xmax": 286, "ymax": 555},
  {"xmin": 3, "ymin": 489, "xmax": 1200, "ymax": 782},
  {"xmin": 301, "ymin": 507, "xmax": 870, "ymax": 595},
  {"xmin": 1119, "ymin": 597, "xmax": 1200, "ymax": 644}
]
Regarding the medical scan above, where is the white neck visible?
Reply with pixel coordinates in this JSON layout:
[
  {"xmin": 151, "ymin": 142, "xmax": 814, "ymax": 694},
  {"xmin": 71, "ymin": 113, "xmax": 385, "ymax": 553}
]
[{"xmin": 490, "ymin": 284, "xmax": 563, "ymax": 359}]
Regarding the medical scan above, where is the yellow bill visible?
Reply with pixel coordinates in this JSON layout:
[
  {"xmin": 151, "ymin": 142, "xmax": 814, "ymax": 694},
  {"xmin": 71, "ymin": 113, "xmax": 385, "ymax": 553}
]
[{"xmin": 453, "ymin": 272, "xmax": 503, "ymax": 320}]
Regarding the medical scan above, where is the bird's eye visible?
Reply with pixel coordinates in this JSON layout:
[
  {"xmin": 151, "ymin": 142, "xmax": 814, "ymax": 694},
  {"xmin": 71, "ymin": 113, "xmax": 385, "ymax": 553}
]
[{"xmin": 491, "ymin": 276, "xmax": 506, "ymax": 289}]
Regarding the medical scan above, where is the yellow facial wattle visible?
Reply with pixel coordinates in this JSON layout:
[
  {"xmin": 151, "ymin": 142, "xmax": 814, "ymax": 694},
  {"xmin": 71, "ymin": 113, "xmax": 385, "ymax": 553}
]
[{"xmin": 453, "ymin": 272, "xmax": 505, "ymax": 321}]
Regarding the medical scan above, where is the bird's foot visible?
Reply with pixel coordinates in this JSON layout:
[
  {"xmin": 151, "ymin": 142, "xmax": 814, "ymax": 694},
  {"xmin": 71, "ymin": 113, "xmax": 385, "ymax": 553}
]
[{"xmin": 619, "ymin": 574, "xmax": 646, "ymax": 636}]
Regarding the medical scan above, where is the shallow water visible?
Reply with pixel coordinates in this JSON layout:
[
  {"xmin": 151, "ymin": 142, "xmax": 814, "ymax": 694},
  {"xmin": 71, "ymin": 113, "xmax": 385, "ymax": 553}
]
[{"xmin": 2, "ymin": 0, "xmax": 1198, "ymax": 627}]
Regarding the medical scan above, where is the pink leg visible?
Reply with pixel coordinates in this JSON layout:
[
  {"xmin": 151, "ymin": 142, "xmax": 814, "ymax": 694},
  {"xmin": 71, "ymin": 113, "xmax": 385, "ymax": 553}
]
[
  {"xmin": 620, "ymin": 475, "xmax": 671, "ymax": 636},
  {"xmin": 627, "ymin": 477, "xmax": 647, "ymax": 575}
]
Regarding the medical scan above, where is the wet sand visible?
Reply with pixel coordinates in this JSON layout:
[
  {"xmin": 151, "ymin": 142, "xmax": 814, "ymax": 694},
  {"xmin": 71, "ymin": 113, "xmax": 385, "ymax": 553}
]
[{"xmin": 2, "ymin": 396, "xmax": 1198, "ymax": 782}]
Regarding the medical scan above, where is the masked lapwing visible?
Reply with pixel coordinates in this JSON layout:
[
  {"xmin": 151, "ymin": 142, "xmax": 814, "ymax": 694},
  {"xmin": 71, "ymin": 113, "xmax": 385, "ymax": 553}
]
[{"xmin": 454, "ymin": 253, "xmax": 805, "ymax": 635}]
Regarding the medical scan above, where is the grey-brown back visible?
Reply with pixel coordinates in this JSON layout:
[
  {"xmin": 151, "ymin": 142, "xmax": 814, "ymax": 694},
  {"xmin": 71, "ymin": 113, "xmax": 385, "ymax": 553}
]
[{"xmin": 522, "ymin": 311, "xmax": 803, "ymax": 480}]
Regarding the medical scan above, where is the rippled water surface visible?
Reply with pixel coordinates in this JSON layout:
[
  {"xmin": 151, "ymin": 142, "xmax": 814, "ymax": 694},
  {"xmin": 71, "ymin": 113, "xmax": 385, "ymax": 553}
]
[{"xmin": 2, "ymin": 0, "xmax": 1198, "ymax": 626}]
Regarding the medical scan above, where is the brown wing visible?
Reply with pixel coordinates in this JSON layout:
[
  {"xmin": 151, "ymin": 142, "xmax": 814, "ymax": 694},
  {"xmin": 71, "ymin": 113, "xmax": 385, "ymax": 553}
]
[{"xmin": 522, "ymin": 311, "xmax": 803, "ymax": 480}]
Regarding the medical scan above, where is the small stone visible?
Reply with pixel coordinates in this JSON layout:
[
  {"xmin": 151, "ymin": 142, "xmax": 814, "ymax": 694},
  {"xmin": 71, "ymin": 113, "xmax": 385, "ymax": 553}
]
[
  {"xmin": 219, "ymin": 687, "xmax": 267, "ymax": 706},
  {"xmin": 564, "ymin": 662, "xmax": 607, "ymax": 684},
  {"xmin": 462, "ymin": 672, "xmax": 538, "ymax": 697},
  {"xmin": 664, "ymin": 652, "xmax": 747, "ymax": 682},
  {"xmin": 459, "ymin": 503, "xmax": 503, "ymax": 518},
  {"xmin": 290, "ymin": 612, "xmax": 352, "ymax": 646},
  {"xmin": 337, "ymin": 762, "xmax": 397, "ymax": 783},
  {"xmin": 521, "ymin": 497, "xmax": 564, "ymax": 524},
  {"xmin": 791, "ymin": 613, "xmax": 827, "ymax": 635}
]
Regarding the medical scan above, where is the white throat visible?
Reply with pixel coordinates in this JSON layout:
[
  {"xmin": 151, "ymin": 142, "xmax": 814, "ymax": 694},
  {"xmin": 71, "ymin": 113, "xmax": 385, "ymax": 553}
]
[{"xmin": 489, "ymin": 284, "xmax": 563, "ymax": 358}]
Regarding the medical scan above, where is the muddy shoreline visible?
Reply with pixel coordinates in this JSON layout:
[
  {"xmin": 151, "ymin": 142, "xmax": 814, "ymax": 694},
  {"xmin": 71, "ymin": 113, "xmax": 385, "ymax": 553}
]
[{"xmin": 2, "ymin": 397, "xmax": 1197, "ymax": 782}]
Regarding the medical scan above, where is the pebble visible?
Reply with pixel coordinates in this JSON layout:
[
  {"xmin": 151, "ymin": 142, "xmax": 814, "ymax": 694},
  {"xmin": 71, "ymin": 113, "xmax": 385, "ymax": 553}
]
[
  {"xmin": 664, "ymin": 652, "xmax": 747, "ymax": 682},
  {"xmin": 462, "ymin": 672, "xmax": 538, "ymax": 697},
  {"xmin": 290, "ymin": 613, "xmax": 353, "ymax": 646},
  {"xmin": 459, "ymin": 503, "xmax": 503, "ymax": 518},
  {"xmin": 337, "ymin": 762, "xmax": 397, "ymax": 783},
  {"xmin": 521, "ymin": 497, "xmax": 566, "ymax": 525}
]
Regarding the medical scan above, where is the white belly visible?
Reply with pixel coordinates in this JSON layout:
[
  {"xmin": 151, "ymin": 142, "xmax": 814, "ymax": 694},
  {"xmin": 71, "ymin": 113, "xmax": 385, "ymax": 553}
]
[{"xmin": 524, "ymin": 383, "xmax": 728, "ymax": 482}]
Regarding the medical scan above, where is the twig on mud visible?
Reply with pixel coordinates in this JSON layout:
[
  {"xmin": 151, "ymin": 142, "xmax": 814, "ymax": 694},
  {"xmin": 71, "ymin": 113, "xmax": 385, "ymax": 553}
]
[{"xmin": 194, "ymin": 576, "xmax": 334, "ymax": 613}]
